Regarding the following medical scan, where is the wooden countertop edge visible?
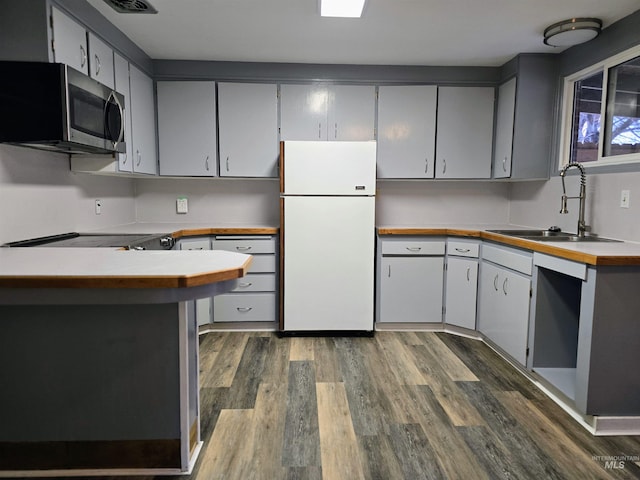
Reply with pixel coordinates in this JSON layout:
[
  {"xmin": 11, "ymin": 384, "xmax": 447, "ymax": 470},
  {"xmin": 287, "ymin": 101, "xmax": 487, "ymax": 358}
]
[
  {"xmin": 377, "ymin": 228, "xmax": 640, "ymax": 266},
  {"xmin": 0, "ymin": 257, "xmax": 253, "ymax": 289},
  {"xmin": 171, "ymin": 227, "xmax": 279, "ymax": 238}
]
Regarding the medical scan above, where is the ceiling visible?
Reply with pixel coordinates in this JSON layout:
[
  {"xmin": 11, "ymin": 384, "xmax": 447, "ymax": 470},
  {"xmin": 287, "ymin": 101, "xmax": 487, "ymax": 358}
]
[{"xmin": 86, "ymin": 0, "xmax": 640, "ymax": 66}]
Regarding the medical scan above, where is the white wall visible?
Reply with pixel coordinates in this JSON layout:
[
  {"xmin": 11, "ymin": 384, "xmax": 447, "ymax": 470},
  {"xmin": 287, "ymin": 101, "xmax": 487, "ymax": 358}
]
[
  {"xmin": 376, "ymin": 180, "xmax": 510, "ymax": 226},
  {"xmin": 509, "ymin": 172, "xmax": 640, "ymax": 242},
  {"xmin": 0, "ymin": 145, "xmax": 136, "ymax": 244},
  {"xmin": 134, "ymin": 177, "xmax": 281, "ymax": 226}
]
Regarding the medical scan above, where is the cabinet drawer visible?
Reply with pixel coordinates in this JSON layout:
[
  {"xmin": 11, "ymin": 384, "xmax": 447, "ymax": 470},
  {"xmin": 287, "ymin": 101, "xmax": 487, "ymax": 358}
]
[
  {"xmin": 482, "ymin": 243, "xmax": 532, "ymax": 275},
  {"xmin": 232, "ymin": 273, "xmax": 276, "ymax": 292},
  {"xmin": 179, "ymin": 237, "xmax": 210, "ymax": 250},
  {"xmin": 447, "ymin": 240, "xmax": 479, "ymax": 258},
  {"xmin": 381, "ymin": 239, "xmax": 445, "ymax": 256},
  {"xmin": 247, "ymin": 255, "xmax": 276, "ymax": 273},
  {"xmin": 213, "ymin": 293, "xmax": 276, "ymax": 322},
  {"xmin": 213, "ymin": 237, "xmax": 276, "ymax": 254}
]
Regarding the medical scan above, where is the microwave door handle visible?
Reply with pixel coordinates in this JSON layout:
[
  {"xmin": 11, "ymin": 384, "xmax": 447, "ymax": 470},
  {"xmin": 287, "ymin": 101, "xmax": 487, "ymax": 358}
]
[{"xmin": 106, "ymin": 91, "xmax": 125, "ymax": 147}]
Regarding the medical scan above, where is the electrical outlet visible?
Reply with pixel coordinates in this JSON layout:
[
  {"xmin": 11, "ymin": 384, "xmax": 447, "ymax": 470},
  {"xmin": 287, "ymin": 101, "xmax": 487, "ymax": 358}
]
[
  {"xmin": 95, "ymin": 199, "xmax": 102, "ymax": 215},
  {"xmin": 176, "ymin": 197, "xmax": 188, "ymax": 214},
  {"xmin": 621, "ymin": 190, "xmax": 630, "ymax": 209}
]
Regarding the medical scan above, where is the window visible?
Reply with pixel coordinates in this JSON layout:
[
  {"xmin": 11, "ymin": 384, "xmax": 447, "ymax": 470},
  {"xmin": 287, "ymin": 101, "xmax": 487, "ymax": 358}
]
[{"xmin": 560, "ymin": 45, "xmax": 640, "ymax": 168}]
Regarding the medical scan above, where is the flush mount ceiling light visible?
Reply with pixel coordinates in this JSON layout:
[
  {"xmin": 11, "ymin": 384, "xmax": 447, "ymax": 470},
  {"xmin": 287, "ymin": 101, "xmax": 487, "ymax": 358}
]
[
  {"xmin": 320, "ymin": 0, "xmax": 366, "ymax": 18},
  {"xmin": 543, "ymin": 18, "xmax": 602, "ymax": 47}
]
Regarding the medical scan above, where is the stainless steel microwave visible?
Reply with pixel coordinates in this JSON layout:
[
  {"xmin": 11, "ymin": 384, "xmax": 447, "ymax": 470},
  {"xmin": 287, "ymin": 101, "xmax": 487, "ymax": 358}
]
[{"xmin": 0, "ymin": 61, "xmax": 125, "ymax": 155}]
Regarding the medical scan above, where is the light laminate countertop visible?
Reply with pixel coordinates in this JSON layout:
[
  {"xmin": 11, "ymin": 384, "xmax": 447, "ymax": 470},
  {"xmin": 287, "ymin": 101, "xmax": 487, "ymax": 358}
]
[
  {"xmin": 0, "ymin": 248, "xmax": 252, "ymax": 289},
  {"xmin": 89, "ymin": 222, "xmax": 279, "ymax": 237},
  {"xmin": 377, "ymin": 225, "xmax": 640, "ymax": 266}
]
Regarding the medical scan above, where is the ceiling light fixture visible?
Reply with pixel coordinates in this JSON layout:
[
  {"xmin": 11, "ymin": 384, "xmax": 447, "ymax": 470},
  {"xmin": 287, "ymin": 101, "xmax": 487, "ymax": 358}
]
[
  {"xmin": 320, "ymin": 0, "xmax": 366, "ymax": 18},
  {"xmin": 543, "ymin": 18, "xmax": 602, "ymax": 47}
]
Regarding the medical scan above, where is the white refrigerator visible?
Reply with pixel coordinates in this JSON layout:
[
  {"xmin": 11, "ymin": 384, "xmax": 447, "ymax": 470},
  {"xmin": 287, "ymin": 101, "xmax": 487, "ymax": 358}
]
[{"xmin": 280, "ymin": 140, "xmax": 377, "ymax": 332}]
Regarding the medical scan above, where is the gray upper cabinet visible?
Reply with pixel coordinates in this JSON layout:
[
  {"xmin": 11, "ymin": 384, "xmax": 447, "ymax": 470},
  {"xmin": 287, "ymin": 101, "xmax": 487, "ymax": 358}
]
[
  {"xmin": 328, "ymin": 85, "xmax": 375, "ymax": 141},
  {"xmin": 493, "ymin": 54, "xmax": 557, "ymax": 180},
  {"xmin": 435, "ymin": 86, "xmax": 495, "ymax": 179},
  {"xmin": 157, "ymin": 81, "xmax": 217, "ymax": 177},
  {"xmin": 493, "ymin": 78, "xmax": 516, "ymax": 179},
  {"xmin": 114, "ymin": 53, "xmax": 133, "ymax": 173},
  {"xmin": 88, "ymin": 32, "xmax": 114, "ymax": 89},
  {"xmin": 280, "ymin": 84, "xmax": 375, "ymax": 141},
  {"xmin": 51, "ymin": 6, "xmax": 89, "ymax": 75},
  {"xmin": 377, "ymin": 85, "xmax": 437, "ymax": 178},
  {"xmin": 218, "ymin": 83, "xmax": 278, "ymax": 177},
  {"xmin": 129, "ymin": 65, "xmax": 158, "ymax": 175}
]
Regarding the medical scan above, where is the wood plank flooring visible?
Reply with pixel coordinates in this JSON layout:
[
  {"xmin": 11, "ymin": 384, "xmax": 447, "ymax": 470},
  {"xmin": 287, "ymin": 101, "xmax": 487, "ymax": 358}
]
[{"xmin": 98, "ymin": 332, "xmax": 640, "ymax": 479}]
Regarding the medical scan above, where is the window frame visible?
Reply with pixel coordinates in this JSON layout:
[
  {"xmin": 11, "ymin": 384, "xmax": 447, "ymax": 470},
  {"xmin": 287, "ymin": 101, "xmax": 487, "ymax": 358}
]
[{"xmin": 559, "ymin": 43, "xmax": 640, "ymax": 169}]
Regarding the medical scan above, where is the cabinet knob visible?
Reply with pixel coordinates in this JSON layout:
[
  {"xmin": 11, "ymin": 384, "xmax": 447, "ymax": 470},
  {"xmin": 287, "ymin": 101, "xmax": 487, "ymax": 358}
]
[
  {"xmin": 503, "ymin": 277, "xmax": 509, "ymax": 295},
  {"xmin": 226, "ymin": 156, "xmax": 230, "ymax": 172},
  {"xmin": 95, "ymin": 54, "xmax": 101, "ymax": 75},
  {"xmin": 205, "ymin": 155, "xmax": 210, "ymax": 171},
  {"xmin": 80, "ymin": 45, "xmax": 87, "ymax": 67},
  {"xmin": 455, "ymin": 248, "xmax": 470, "ymax": 253},
  {"xmin": 237, "ymin": 307, "xmax": 253, "ymax": 313},
  {"xmin": 493, "ymin": 273, "xmax": 499, "ymax": 291},
  {"xmin": 136, "ymin": 150, "xmax": 141, "ymax": 166},
  {"xmin": 503, "ymin": 156, "xmax": 507, "ymax": 172},
  {"xmin": 406, "ymin": 247, "xmax": 422, "ymax": 252},
  {"xmin": 467, "ymin": 266, "xmax": 471, "ymax": 282},
  {"xmin": 236, "ymin": 246, "xmax": 252, "ymax": 251},
  {"xmin": 425, "ymin": 158, "xmax": 429, "ymax": 174},
  {"xmin": 442, "ymin": 159, "xmax": 447, "ymax": 175},
  {"xmin": 238, "ymin": 282, "xmax": 253, "ymax": 288}
]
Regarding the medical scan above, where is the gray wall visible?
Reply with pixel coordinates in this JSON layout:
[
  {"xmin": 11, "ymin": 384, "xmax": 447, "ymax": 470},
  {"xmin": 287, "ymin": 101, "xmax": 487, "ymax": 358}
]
[{"xmin": 0, "ymin": 145, "xmax": 136, "ymax": 244}]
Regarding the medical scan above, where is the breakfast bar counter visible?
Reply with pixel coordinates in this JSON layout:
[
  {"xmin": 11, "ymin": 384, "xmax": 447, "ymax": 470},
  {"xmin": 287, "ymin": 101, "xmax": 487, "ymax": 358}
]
[{"xmin": 0, "ymin": 248, "xmax": 252, "ymax": 477}]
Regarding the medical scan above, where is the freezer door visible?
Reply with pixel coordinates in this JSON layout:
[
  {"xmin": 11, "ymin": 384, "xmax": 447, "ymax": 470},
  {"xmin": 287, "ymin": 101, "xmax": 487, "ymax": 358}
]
[
  {"xmin": 283, "ymin": 141, "xmax": 376, "ymax": 195},
  {"xmin": 283, "ymin": 196, "xmax": 375, "ymax": 331}
]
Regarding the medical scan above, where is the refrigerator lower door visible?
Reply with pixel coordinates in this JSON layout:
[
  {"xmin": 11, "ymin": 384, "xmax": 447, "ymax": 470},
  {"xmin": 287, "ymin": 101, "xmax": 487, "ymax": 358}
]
[{"xmin": 283, "ymin": 195, "xmax": 375, "ymax": 331}]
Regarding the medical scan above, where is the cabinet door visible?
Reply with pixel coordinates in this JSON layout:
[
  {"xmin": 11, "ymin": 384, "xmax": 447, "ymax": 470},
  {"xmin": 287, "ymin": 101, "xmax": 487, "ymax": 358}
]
[
  {"xmin": 129, "ymin": 65, "xmax": 157, "ymax": 175},
  {"xmin": 51, "ymin": 6, "xmax": 88, "ymax": 75},
  {"xmin": 280, "ymin": 84, "xmax": 329, "ymax": 140},
  {"xmin": 379, "ymin": 256, "xmax": 443, "ymax": 323},
  {"xmin": 435, "ymin": 86, "xmax": 494, "ymax": 179},
  {"xmin": 328, "ymin": 85, "xmax": 375, "ymax": 141},
  {"xmin": 218, "ymin": 83, "xmax": 278, "ymax": 177},
  {"xmin": 179, "ymin": 238, "xmax": 212, "ymax": 326},
  {"xmin": 377, "ymin": 85, "xmax": 437, "ymax": 178},
  {"xmin": 114, "ymin": 53, "xmax": 132, "ymax": 172},
  {"xmin": 493, "ymin": 78, "xmax": 516, "ymax": 179},
  {"xmin": 445, "ymin": 257, "xmax": 478, "ymax": 330},
  {"xmin": 478, "ymin": 262, "xmax": 530, "ymax": 365},
  {"xmin": 88, "ymin": 32, "xmax": 114, "ymax": 89},
  {"xmin": 157, "ymin": 81, "xmax": 216, "ymax": 177}
]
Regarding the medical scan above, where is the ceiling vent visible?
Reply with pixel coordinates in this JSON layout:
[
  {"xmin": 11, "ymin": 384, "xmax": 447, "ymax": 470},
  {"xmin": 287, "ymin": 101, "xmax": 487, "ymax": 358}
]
[{"xmin": 102, "ymin": 0, "xmax": 158, "ymax": 14}]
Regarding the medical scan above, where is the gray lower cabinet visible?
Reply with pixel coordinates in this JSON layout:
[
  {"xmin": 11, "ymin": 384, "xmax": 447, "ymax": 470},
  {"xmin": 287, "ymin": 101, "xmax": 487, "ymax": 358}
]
[
  {"xmin": 178, "ymin": 237, "xmax": 212, "ymax": 326},
  {"xmin": 478, "ymin": 243, "xmax": 532, "ymax": 366},
  {"xmin": 211, "ymin": 235, "xmax": 278, "ymax": 323},
  {"xmin": 445, "ymin": 239, "xmax": 479, "ymax": 330},
  {"xmin": 376, "ymin": 237, "xmax": 445, "ymax": 323}
]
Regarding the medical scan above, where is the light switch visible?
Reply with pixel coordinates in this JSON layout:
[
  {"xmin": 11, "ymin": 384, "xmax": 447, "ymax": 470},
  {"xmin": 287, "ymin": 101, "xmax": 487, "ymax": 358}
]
[
  {"xmin": 95, "ymin": 199, "xmax": 102, "ymax": 215},
  {"xmin": 176, "ymin": 197, "xmax": 188, "ymax": 214},
  {"xmin": 621, "ymin": 190, "xmax": 630, "ymax": 209}
]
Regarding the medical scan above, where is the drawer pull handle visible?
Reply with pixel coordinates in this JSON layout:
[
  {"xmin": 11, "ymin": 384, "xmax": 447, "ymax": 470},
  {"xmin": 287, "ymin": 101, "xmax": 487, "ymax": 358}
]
[
  {"xmin": 236, "ymin": 246, "xmax": 252, "ymax": 251},
  {"xmin": 388, "ymin": 265, "xmax": 391, "ymax": 277},
  {"xmin": 205, "ymin": 155, "xmax": 210, "ymax": 171},
  {"xmin": 467, "ymin": 266, "xmax": 471, "ymax": 282},
  {"xmin": 425, "ymin": 158, "xmax": 428, "ymax": 174},
  {"xmin": 94, "ymin": 54, "xmax": 101, "ymax": 74},
  {"xmin": 238, "ymin": 282, "xmax": 253, "ymax": 288},
  {"xmin": 494, "ymin": 274, "xmax": 499, "ymax": 291},
  {"xmin": 503, "ymin": 277, "xmax": 508, "ymax": 295},
  {"xmin": 455, "ymin": 248, "xmax": 471, "ymax": 253},
  {"xmin": 237, "ymin": 307, "xmax": 253, "ymax": 313},
  {"xmin": 442, "ymin": 158, "xmax": 447, "ymax": 175},
  {"xmin": 80, "ymin": 45, "xmax": 87, "ymax": 67},
  {"xmin": 406, "ymin": 247, "xmax": 422, "ymax": 252},
  {"xmin": 503, "ymin": 156, "xmax": 508, "ymax": 172}
]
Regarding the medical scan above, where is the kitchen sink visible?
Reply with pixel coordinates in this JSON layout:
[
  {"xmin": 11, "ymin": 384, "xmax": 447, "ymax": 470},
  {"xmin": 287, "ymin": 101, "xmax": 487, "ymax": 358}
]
[
  {"xmin": 487, "ymin": 229, "xmax": 569, "ymax": 238},
  {"xmin": 487, "ymin": 229, "xmax": 621, "ymax": 243}
]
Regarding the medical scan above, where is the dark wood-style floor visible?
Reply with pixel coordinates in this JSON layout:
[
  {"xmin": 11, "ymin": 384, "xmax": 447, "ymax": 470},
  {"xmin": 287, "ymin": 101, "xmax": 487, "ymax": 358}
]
[
  {"xmin": 32, "ymin": 331, "xmax": 639, "ymax": 480},
  {"xmin": 160, "ymin": 331, "xmax": 640, "ymax": 480}
]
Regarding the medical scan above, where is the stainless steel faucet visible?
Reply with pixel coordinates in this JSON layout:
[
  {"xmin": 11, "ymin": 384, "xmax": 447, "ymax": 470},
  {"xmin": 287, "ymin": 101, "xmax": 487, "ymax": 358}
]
[{"xmin": 559, "ymin": 162, "xmax": 589, "ymax": 237}]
